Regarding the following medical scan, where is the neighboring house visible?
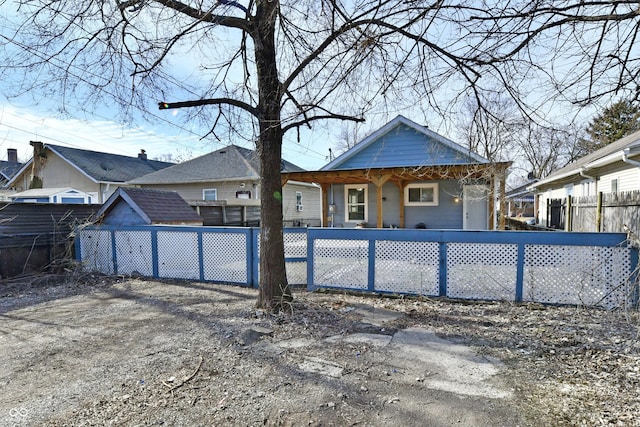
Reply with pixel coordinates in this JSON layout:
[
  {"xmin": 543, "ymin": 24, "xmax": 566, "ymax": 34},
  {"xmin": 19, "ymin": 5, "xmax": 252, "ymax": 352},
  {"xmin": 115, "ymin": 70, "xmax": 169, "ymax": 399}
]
[
  {"xmin": 0, "ymin": 148, "xmax": 23, "ymax": 201},
  {"xmin": 6, "ymin": 142, "xmax": 174, "ymax": 203},
  {"xmin": 127, "ymin": 144, "xmax": 321, "ymax": 227},
  {"xmin": 529, "ymin": 129, "xmax": 640, "ymax": 228},
  {"xmin": 282, "ymin": 115, "xmax": 511, "ymax": 229},
  {"xmin": 95, "ymin": 187, "xmax": 203, "ymax": 226},
  {"xmin": 505, "ymin": 181, "xmax": 536, "ymax": 218}
]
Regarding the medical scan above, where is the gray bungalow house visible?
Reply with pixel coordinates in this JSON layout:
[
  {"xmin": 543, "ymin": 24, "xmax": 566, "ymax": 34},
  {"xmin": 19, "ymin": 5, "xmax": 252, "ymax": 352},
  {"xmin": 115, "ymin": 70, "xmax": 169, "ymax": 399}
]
[
  {"xmin": 283, "ymin": 115, "xmax": 511, "ymax": 229},
  {"xmin": 127, "ymin": 144, "xmax": 321, "ymax": 227}
]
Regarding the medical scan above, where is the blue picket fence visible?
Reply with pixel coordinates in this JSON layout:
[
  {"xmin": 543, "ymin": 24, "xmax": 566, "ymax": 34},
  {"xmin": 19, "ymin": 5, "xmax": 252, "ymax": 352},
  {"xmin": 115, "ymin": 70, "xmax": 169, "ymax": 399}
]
[{"xmin": 76, "ymin": 225, "xmax": 638, "ymax": 309}]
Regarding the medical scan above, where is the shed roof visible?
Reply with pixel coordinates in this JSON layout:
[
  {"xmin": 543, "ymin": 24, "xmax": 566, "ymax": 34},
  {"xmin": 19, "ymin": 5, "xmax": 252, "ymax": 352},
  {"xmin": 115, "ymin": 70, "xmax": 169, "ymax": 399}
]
[
  {"xmin": 128, "ymin": 144, "xmax": 305, "ymax": 185},
  {"xmin": 96, "ymin": 187, "xmax": 203, "ymax": 225}
]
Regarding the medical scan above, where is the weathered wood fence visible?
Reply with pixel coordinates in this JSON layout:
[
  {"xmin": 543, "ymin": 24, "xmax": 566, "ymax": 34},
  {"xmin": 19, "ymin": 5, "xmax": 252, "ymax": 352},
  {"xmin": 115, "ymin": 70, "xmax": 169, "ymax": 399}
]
[{"xmin": 547, "ymin": 190, "xmax": 640, "ymax": 237}]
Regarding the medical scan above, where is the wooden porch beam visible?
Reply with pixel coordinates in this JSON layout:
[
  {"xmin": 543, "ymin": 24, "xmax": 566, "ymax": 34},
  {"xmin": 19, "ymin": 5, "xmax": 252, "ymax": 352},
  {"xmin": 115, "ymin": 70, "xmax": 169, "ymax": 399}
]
[{"xmin": 321, "ymin": 183, "xmax": 330, "ymax": 227}]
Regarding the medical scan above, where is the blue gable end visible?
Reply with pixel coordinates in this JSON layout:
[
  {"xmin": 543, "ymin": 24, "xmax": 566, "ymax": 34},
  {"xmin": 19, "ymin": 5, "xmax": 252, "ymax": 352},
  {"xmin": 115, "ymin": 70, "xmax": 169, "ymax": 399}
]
[
  {"xmin": 335, "ymin": 124, "xmax": 474, "ymax": 169},
  {"xmin": 323, "ymin": 116, "xmax": 486, "ymax": 171}
]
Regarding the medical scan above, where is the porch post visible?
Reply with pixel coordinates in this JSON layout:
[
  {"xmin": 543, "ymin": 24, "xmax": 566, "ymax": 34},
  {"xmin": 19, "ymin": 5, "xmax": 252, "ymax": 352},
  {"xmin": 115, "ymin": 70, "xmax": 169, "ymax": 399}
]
[
  {"xmin": 488, "ymin": 175, "xmax": 496, "ymax": 230},
  {"xmin": 395, "ymin": 180, "xmax": 406, "ymax": 228},
  {"xmin": 321, "ymin": 183, "xmax": 330, "ymax": 227},
  {"xmin": 371, "ymin": 174, "xmax": 392, "ymax": 228},
  {"xmin": 498, "ymin": 171, "xmax": 506, "ymax": 230}
]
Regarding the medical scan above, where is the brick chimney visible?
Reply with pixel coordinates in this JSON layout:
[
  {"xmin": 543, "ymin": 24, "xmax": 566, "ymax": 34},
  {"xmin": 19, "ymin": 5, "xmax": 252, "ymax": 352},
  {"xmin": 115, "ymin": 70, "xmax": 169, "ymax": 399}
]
[
  {"xmin": 7, "ymin": 148, "xmax": 17, "ymax": 163},
  {"xmin": 29, "ymin": 141, "xmax": 45, "ymax": 189},
  {"xmin": 138, "ymin": 149, "xmax": 147, "ymax": 160}
]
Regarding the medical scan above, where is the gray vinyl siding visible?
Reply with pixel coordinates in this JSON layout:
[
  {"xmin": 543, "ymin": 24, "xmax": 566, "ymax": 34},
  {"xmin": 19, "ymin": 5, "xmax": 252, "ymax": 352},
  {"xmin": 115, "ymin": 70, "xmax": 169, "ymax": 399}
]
[
  {"xmin": 330, "ymin": 180, "xmax": 464, "ymax": 229},
  {"xmin": 282, "ymin": 183, "xmax": 321, "ymax": 226}
]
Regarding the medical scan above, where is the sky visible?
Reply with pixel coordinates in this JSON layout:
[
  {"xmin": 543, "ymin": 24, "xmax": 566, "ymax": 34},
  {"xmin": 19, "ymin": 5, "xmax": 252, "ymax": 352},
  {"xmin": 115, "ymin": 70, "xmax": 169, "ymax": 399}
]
[{"xmin": 0, "ymin": 100, "xmax": 340, "ymax": 169}]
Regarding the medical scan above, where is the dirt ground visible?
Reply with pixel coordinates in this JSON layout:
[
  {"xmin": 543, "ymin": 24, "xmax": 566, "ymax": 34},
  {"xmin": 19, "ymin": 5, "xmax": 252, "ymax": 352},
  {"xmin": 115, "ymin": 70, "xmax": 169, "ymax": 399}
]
[{"xmin": 1, "ymin": 274, "xmax": 639, "ymax": 427}]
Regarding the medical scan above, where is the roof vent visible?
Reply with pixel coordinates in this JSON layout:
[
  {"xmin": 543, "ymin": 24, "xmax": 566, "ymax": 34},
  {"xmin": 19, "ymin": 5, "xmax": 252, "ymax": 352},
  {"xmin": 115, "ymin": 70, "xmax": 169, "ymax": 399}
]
[{"xmin": 138, "ymin": 149, "xmax": 147, "ymax": 160}]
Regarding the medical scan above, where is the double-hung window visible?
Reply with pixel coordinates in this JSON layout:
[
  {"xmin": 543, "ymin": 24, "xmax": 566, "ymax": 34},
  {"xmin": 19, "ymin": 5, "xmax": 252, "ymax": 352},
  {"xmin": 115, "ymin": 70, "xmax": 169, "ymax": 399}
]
[{"xmin": 345, "ymin": 185, "xmax": 367, "ymax": 222}]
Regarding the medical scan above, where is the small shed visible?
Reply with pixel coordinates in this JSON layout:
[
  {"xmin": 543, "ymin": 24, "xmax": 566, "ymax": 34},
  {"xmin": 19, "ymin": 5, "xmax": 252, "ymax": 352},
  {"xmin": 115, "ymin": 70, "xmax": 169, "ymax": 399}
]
[{"xmin": 96, "ymin": 187, "xmax": 204, "ymax": 226}]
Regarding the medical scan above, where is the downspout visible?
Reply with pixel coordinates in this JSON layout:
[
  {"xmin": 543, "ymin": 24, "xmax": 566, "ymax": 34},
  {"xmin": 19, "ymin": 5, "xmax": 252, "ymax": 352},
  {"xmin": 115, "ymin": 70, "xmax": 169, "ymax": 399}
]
[
  {"xmin": 622, "ymin": 150, "xmax": 640, "ymax": 168},
  {"xmin": 579, "ymin": 167, "xmax": 597, "ymax": 232}
]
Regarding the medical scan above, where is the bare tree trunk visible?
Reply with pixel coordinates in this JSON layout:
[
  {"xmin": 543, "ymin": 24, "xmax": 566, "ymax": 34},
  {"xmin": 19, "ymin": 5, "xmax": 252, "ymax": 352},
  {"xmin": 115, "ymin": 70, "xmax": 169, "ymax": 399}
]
[{"xmin": 254, "ymin": 0, "xmax": 292, "ymax": 311}]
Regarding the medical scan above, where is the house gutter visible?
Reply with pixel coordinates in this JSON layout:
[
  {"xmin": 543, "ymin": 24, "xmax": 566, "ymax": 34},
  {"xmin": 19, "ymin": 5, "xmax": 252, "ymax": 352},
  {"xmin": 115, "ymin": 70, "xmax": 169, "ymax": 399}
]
[
  {"xmin": 579, "ymin": 167, "xmax": 596, "ymax": 181},
  {"xmin": 622, "ymin": 149, "xmax": 640, "ymax": 168}
]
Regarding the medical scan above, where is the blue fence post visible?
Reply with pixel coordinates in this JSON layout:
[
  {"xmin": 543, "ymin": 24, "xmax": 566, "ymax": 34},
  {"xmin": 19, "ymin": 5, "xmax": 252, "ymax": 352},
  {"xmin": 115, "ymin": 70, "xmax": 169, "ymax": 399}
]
[
  {"xmin": 197, "ymin": 230, "xmax": 205, "ymax": 282},
  {"xmin": 438, "ymin": 242, "xmax": 447, "ymax": 297},
  {"xmin": 251, "ymin": 228, "xmax": 260, "ymax": 288},
  {"xmin": 368, "ymin": 239, "xmax": 376, "ymax": 292},
  {"xmin": 151, "ymin": 229, "xmax": 159, "ymax": 278},
  {"xmin": 110, "ymin": 228, "xmax": 118, "ymax": 275},
  {"xmin": 515, "ymin": 243, "xmax": 525, "ymax": 302},
  {"xmin": 307, "ymin": 229, "xmax": 315, "ymax": 291}
]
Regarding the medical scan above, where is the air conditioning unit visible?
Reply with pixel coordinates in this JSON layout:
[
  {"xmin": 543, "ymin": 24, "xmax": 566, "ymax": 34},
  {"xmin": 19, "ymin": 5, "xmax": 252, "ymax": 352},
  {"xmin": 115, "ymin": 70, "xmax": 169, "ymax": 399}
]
[{"xmin": 296, "ymin": 205, "xmax": 304, "ymax": 212}]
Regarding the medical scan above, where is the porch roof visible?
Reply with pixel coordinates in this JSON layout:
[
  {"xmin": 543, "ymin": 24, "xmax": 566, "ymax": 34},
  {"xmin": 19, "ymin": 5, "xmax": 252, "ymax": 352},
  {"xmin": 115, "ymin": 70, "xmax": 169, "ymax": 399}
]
[{"xmin": 281, "ymin": 162, "xmax": 511, "ymax": 185}]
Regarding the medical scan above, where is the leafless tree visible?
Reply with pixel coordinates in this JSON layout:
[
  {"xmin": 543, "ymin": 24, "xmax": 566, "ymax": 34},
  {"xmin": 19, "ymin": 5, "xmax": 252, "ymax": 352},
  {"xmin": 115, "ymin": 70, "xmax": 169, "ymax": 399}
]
[
  {"xmin": 516, "ymin": 123, "xmax": 582, "ymax": 180},
  {"xmin": 1, "ymin": 1, "xmax": 639, "ymax": 310},
  {"xmin": 456, "ymin": 92, "xmax": 521, "ymax": 163}
]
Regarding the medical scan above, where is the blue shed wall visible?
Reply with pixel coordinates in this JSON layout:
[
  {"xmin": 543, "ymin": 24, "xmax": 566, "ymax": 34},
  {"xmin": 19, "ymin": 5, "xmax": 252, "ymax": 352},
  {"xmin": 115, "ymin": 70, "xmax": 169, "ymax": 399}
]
[{"xmin": 102, "ymin": 200, "xmax": 147, "ymax": 225}]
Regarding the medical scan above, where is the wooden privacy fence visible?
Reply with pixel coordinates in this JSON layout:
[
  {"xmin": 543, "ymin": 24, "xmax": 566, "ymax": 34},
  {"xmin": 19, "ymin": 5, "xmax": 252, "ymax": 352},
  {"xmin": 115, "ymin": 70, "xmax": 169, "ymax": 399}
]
[
  {"xmin": 76, "ymin": 225, "xmax": 639, "ymax": 309},
  {"xmin": 548, "ymin": 190, "xmax": 640, "ymax": 236}
]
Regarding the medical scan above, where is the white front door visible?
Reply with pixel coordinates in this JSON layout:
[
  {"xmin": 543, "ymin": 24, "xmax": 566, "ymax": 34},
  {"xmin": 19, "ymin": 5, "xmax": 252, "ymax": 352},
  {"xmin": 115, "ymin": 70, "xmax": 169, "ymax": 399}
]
[{"xmin": 463, "ymin": 185, "xmax": 489, "ymax": 230}]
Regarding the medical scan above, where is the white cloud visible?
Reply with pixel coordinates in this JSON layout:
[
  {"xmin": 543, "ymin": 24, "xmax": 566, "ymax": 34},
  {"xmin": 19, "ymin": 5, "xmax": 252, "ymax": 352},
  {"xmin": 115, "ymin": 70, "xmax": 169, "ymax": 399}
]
[{"xmin": 0, "ymin": 104, "xmax": 203, "ymax": 163}]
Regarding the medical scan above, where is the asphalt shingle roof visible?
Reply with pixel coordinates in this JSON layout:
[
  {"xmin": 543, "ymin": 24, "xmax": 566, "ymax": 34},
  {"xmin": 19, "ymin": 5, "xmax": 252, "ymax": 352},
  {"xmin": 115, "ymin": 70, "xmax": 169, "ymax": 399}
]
[
  {"xmin": 47, "ymin": 145, "xmax": 175, "ymax": 183},
  {"xmin": 128, "ymin": 144, "xmax": 305, "ymax": 185},
  {"xmin": 97, "ymin": 187, "xmax": 203, "ymax": 224},
  {"xmin": 0, "ymin": 161, "xmax": 23, "ymax": 182},
  {"xmin": 542, "ymin": 129, "xmax": 640, "ymax": 182}
]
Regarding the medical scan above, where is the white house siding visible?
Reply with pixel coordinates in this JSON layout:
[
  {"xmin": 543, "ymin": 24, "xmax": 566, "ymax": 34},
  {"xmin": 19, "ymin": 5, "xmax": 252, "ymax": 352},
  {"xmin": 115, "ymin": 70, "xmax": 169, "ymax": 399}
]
[
  {"xmin": 597, "ymin": 164, "xmax": 640, "ymax": 193},
  {"xmin": 281, "ymin": 182, "xmax": 321, "ymax": 226}
]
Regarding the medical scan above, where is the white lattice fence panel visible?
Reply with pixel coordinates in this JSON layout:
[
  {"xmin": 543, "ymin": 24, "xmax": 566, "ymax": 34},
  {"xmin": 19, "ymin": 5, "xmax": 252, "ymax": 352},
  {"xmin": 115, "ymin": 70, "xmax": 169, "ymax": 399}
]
[
  {"xmin": 79, "ymin": 229, "xmax": 114, "ymax": 274},
  {"xmin": 202, "ymin": 232, "xmax": 247, "ymax": 283},
  {"xmin": 374, "ymin": 240, "xmax": 439, "ymax": 295},
  {"xmin": 447, "ymin": 243, "xmax": 517, "ymax": 301},
  {"xmin": 313, "ymin": 239, "xmax": 369, "ymax": 289},
  {"xmin": 523, "ymin": 245, "xmax": 631, "ymax": 308},
  {"xmin": 157, "ymin": 231, "xmax": 200, "ymax": 279},
  {"xmin": 284, "ymin": 232, "xmax": 307, "ymax": 258},
  {"xmin": 114, "ymin": 231, "xmax": 153, "ymax": 276}
]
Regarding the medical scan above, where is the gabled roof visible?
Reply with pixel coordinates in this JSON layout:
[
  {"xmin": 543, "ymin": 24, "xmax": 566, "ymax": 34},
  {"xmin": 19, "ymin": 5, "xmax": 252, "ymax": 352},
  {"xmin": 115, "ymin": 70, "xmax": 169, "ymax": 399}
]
[
  {"xmin": 322, "ymin": 115, "xmax": 488, "ymax": 171},
  {"xmin": 96, "ymin": 187, "xmax": 203, "ymax": 225},
  {"xmin": 530, "ymin": 129, "xmax": 640, "ymax": 189},
  {"xmin": 128, "ymin": 144, "xmax": 306, "ymax": 185},
  {"xmin": 0, "ymin": 160, "xmax": 23, "ymax": 183},
  {"xmin": 7, "ymin": 144, "xmax": 175, "ymax": 186}
]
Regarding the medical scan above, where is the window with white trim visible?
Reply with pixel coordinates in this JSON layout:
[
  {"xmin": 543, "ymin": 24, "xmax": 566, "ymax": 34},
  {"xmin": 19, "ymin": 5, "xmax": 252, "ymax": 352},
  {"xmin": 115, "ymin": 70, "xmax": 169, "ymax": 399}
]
[
  {"xmin": 345, "ymin": 185, "xmax": 367, "ymax": 222},
  {"xmin": 404, "ymin": 183, "xmax": 439, "ymax": 206},
  {"xmin": 203, "ymin": 188, "xmax": 217, "ymax": 200},
  {"xmin": 296, "ymin": 191, "xmax": 303, "ymax": 211}
]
